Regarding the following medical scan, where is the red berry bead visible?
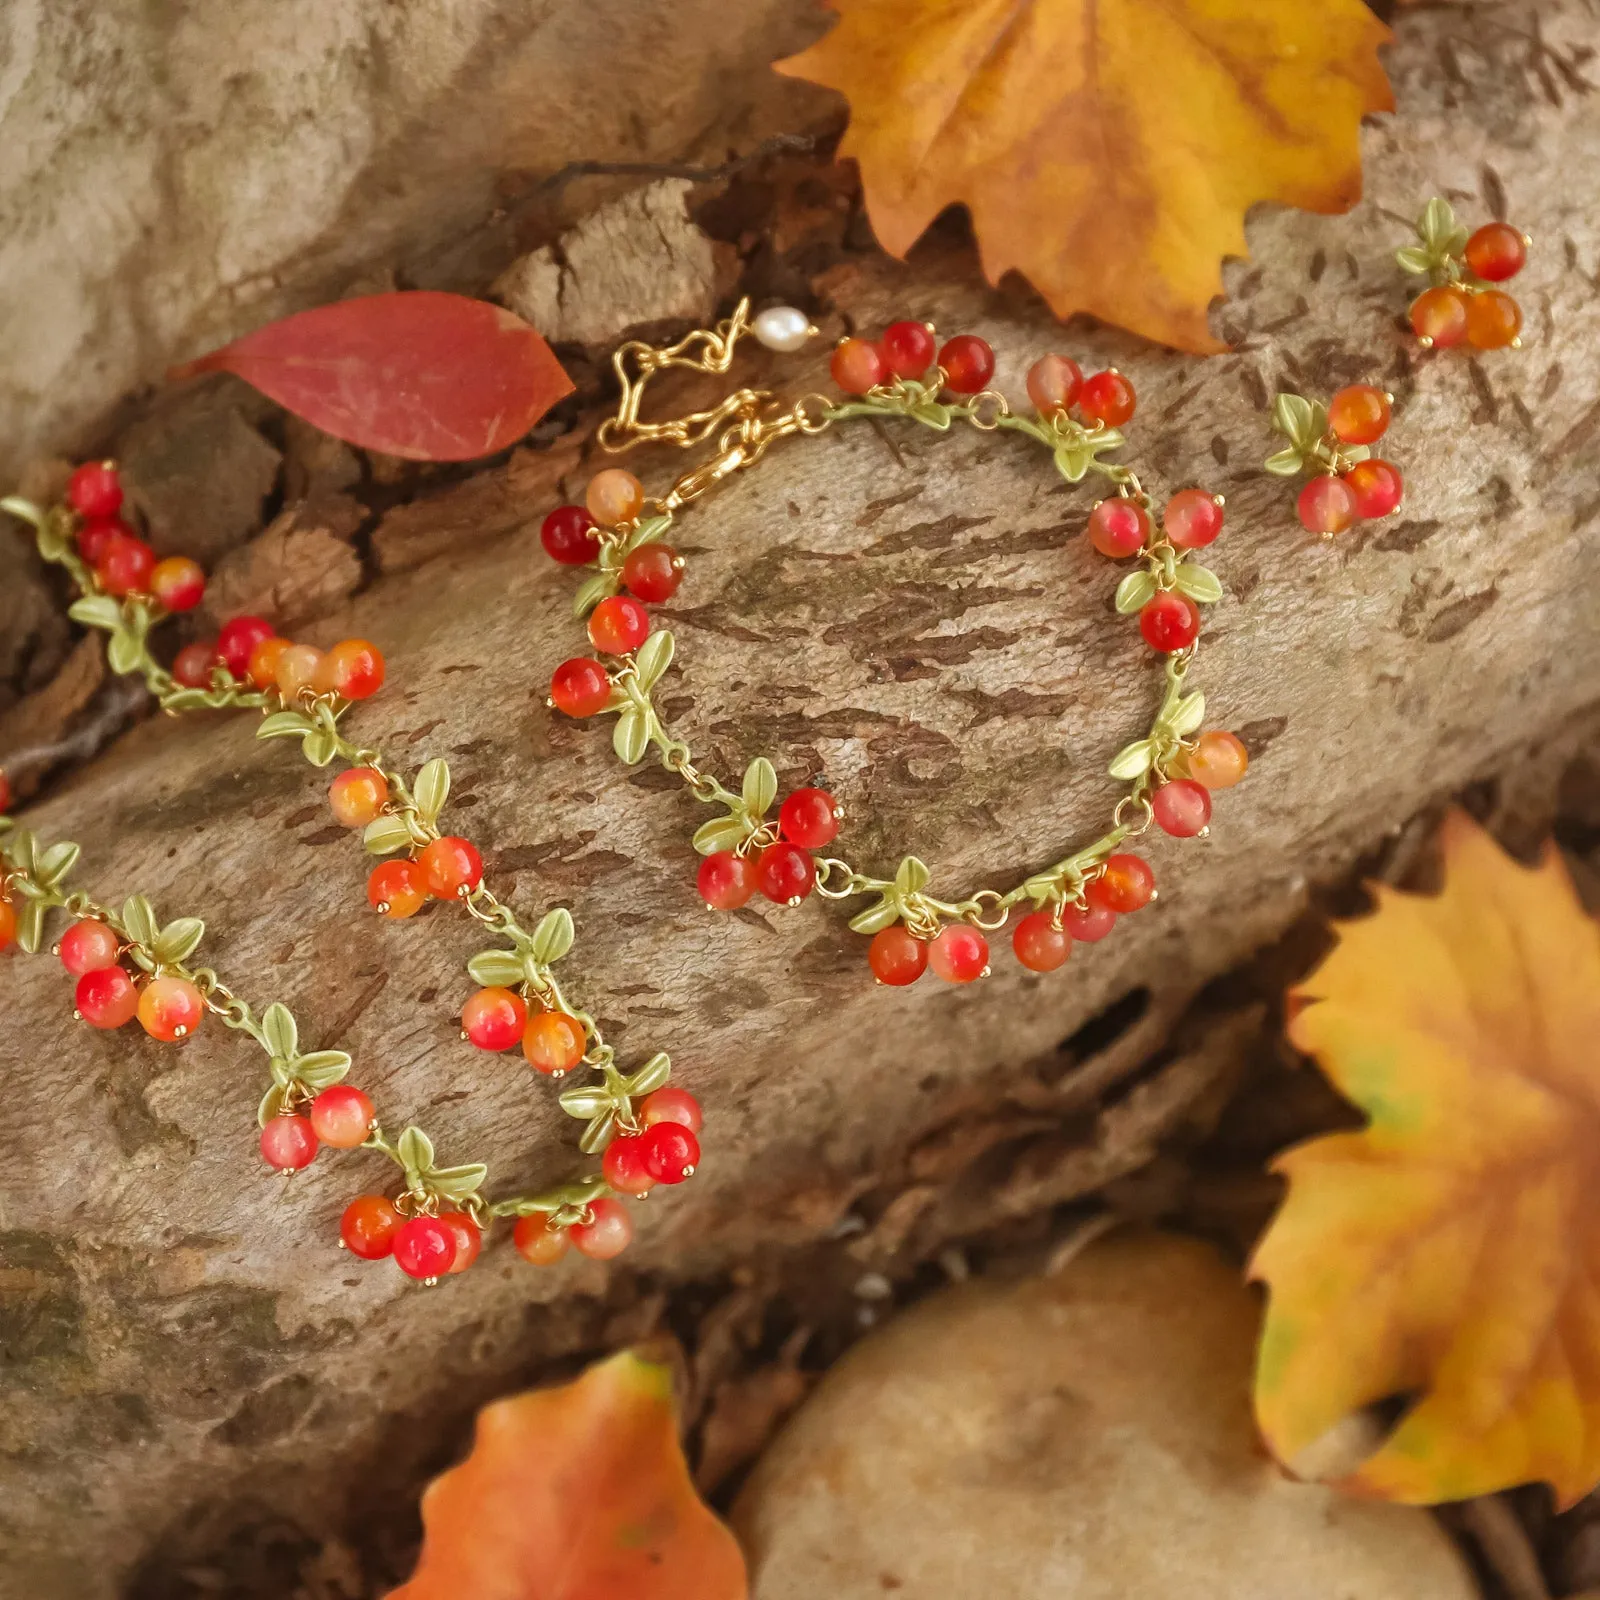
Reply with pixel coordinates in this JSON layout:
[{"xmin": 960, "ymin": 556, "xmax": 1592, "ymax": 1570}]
[
  {"xmin": 439, "ymin": 1212, "xmax": 482, "ymax": 1274},
  {"xmin": 587, "ymin": 595, "xmax": 651, "ymax": 655},
  {"xmin": 1410, "ymin": 285, "xmax": 1471, "ymax": 350},
  {"xmin": 0, "ymin": 897, "xmax": 13, "ymax": 952},
  {"xmin": 329, "ymin": 767, "xmax": 389, "ymax": 828},
  {"xmin": 541, "ymin": 504, "xmax": 601, "ymax": 565},
  {"xmin": 316, "ymin": 638, "xmax": 386, "ymax": 700},
  {"xmin": 938, "ymin": 334, "xmax": 995, "ymax": 395},
  {"xmin": 622, "ymin": 543, "xmax": 683, "ymax": 603},
  {"xmin": 1139, "ymin": 591, "xmax": 1200, "ymax": 653},
  {"xmin": 602, "ymin": 1133, "xmax": 657, "ymax": 1197},
  {"xmin": 368, "ymin": 858, "xmax": 427, "ymax": 919},
  {"xmin": 1012, "ymin": 910, "xmax": 1070, "ymax": 973},
  {"xmin": 1060, "ymin": 902, "xmax": 1116, "ymax": 942},
  {"xmin": 341, "ymin": 1194, "xmax": 403, "ymax": 1260},
  {"xmin": 779, "ymin": 787, "xmax": 840, "ymax": 849},
  {"xmin": 1465, "ymin": 222, "xmax": 1527, "ymax": 283},
  {"xmin": 0, "ymin": 770, "xmax": 8, "ymax": 813},
  {"xmin": 462, "ymin": 986, "xmax": 528, "ymax": 1051},
  {"xmin": 523, "ymin": 1010, "xmax": 587, "ymax": 1076},
  {"xmin": 1163, "ymin": 489, "xmax": 1224, "ymax": 550},
  {"xmin": 1087, "ymin": 499, "xmax": 1150, "ymax": 559},
  {"xmin": 514, "ymin": 1213, "xmax": 571, "ymax": 1265},
  {"xmin": 1297, "ymin": 475, "xmax": 1358, "ymax": 536},
  {"xmin": 393, "ymin": 1215, "xmax": 457, "ymax": 1280},
  {"xmin": 137, "ymin": 975, "xmax": 204, "ymax": 1041},
  {"xmin": 1152, "ymin": 779, "xmax": 1213, "ymax": 838},
  {"xmin": 868, "ymin": 925, "xmax": 927, "ymax": 986},
  {"xmin": 59, "ymin": 918, "xmax": 120, "ymax": 976},
  {"xmin": 77, "ymin": 514, "xmax": 132, "ymax": 566},
  {"xmin": 217, "ymin": 615, "xmax": 276, "ymax": 678},
  {"xmin": 1466, "ymin": 289, "xmax": 1521, "ymax": 351},
  {"xmin": 757, "ymin": 841, "xmax": 815, "ymax": 906},
  {"xmin": 1078, "ymin": 370, "xmax": 1136, "ymax": 427},
  {"xmin": 550, "ymin": 657, "xmax": 613, "ymax": 718},
  {"xmin": 1327, "ymin": 385, "xmax": 1391, "ymax": 446},
  {"xmin": 698, "ymin": 850, "xmax": 758, "ymax": 911},
  {"xmin": 641, "ymin": 1086, "xmax": 703, "ymax": 1132},
  {"xmin": 76, "ymin": 966, "xmax": 138, "ymax": 1028},
  {"xmin": 309, "ymin": 1083, "xmax": 375, "ymax": 1148},
  {"xmin": 1086, "ymin": 853, "xmax": 1155, "ymax": 913},
  {"xmin": 570, "ymin": 1197, "xmax": 633, "ymax": 1260},
  {"xmin": 172, "ymin": 640, "xmax": 221, "ymax": 689},
  {"xmin": 260, "ymin": 1114, "xmax": 318, "ymax": 1173},
  {"xmin": 1026, "ymin": 353, "xmax": 1083, "ymax": 417},
  {"xmin": 420, "ymin": 836, "xmax": 482, "ymax": 899},
  {"xmin": 150, "ymin": 556, "xmax": 206, "ymax": 612},
  {"xmin": 881, "ymin": 320, "xmax": 937, "ymax": 380},
  {"xmin": 928, "ymin": 924, "xmax": 988, "ymax": 983},
  {"xmin": 1344, "ymin": 459, "xmax": 1404, "ymax": 519},
  {"xmin": 97, "ymin": 533, "xmax": 156, "ymax": 597},
  {"xmin": 642, "ymin": 1120, "xmax": 699, "ymax": 1184},
  {"xmin": 67, "ymin": 461, "xmax": 123, "ymax": 518},
  {"xmin": 831, "ymin": 337, "xmax": 886, "ymax": 396}
]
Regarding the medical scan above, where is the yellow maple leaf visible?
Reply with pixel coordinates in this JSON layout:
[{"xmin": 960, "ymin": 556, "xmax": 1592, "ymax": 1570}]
[
  {"xmin": 1252, "ymin": 809, "xmax": 1600, "ymax": 1506},
  {"xmin": 776, "ymin": 0, "xmax": 1393, "ymax": 352}
]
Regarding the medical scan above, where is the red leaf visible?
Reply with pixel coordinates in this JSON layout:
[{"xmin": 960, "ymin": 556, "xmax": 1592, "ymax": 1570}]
[{"xmin": 169, "ymin": 292, "xmax": 574, "ymax": 462}]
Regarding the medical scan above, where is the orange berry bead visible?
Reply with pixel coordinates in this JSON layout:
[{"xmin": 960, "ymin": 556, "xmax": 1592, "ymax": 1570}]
[
  {"xmin": 1026, "ymin": 353, "xmax": 1083, "ymax": 417},
  {"xmin": 523, "ymin": 1009, "xmax": 587, "ymax": 1075},
  {"xmin": 1078, "ymin": 370, "xmax": 1136, "ymax": 427},
  {"xmin": 1085, "ymin": 854, "xmax": 1155, "ymax": 914},
  {"xmin": 1185, "ymin": 730, "xmax": 1249, "ymax": 790},
  {"xmin": 316, "ymin": 638, "xmax": 386, "ymax": 700},
  {"xmin": 368, "ymin": 858, "xmax": 427, "ymax": 918},
  {"xmin": 137, "ymin": 975, "xmax": 204, "ymax": 1041},
  {"xmin": 274, "ymin": 642, "xmax": 323, "ymax": 701},
  {"xmin": 149, "ymin": 555, "xmax": 206, "ymax": 612},
  {"xmin": 1409, "ymin": 285, "xmax": 1470, "ymax": 349},
  {"xmin": 329, "ymin": 767, "xmax": 389, "ymax": 828},
  {"xmin": 310, "ymin": 1084, "xmax": 376, "ymax": 1147},
  {"xmin": 513, "ymin": 1213, "xmax": 570, "ymax": 1265},
  {"xmin": 585, "ymin": 468, "xmax": 644, "ymax": 528},
  {"xmin": 1297, "ymin": 476, "xmax": 1357, "ymax": 536},
  {"xmin": 419, "ymin": 835, "xmax": 482, "ymax": 898},
  {"xmin": 830, "ymin": 337, "xmax": 886, "ymax": 396},
  {"xmin": 1465, "ymin": 288, "xmax": 1521, "ymax": 350},
  {"xmin": 1327, "ymin": 385, "xmax": 1390, "ymax": 446},
  {"xmin": 341, "ymin": 1194, "xmax": 403, "ymax": 1259},
  {"xmin": 247, "ymin": 636, "xmax": 291, "ymax": 690},
  {"xmin": 0, "ymin": 896, "xmax": 15, "ymax": 952},
  {"xmin": 1464, "ymin": 221, "xmax": 1527, "ymax": 283},
  {"xmin": 570, "ymin": 1197, "xmax": 633, "ymax": 1260}
]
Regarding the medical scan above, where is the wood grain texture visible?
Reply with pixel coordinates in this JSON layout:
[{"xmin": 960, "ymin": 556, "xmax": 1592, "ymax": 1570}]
[{"xmin": 3, "ymin": 3, "xmax": 1599, "ymax": 1592}]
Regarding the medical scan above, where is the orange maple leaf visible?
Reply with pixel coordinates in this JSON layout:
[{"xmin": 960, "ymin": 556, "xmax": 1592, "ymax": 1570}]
[
  {"xmin": 388, "ymin": 1350, "xmax": 748, "ymax": 1600},
  {"xmin": 776, "ymin": 0, "xmax": 1394, "ymax": 352},
  {"xmin": 1252, "ymin": 809, "xmax": 1600, "ymax": 1506}
]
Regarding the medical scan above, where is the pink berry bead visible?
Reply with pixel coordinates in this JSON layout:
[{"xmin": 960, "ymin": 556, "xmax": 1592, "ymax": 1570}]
[
  {"xmin": 1151, "ymin": 779, "xmax": 1213, "ymax": 838},
  {"xmin": 1297, "ymin": 475, "xmax": 1357, "ymax": 535},
  {"xmin": 1059, "ymin": 902, "xmax": 1116, "ymax": 942},
  {"xmin": 928, "ymin": 924, "xmax": 988, "ymax": 983},
  {"xmin": 1163, "ymin": 489, "xmax": 1224, "ymax": 550},
  {"xmin": 570, "ymin": 1197, "xmax": 633, "ymax": 1260},
  {"xmin": 309, "ymin": 1084, "xmax": 376, "ymax": 1148},
  {"xmin": 260, "ymin": 1114, "xmax": 318, "ymax": 1173},
  {"xmin": 59, "ymin": 918, "xmax": 121, "ymax": 976},
  {"xmin": 1087, "ymin": 499, "xmax": 1149, "ymax": 559},
  {"xmin": 641, "ymin": 1086, "xmax": 703, "ymax": 1132}
]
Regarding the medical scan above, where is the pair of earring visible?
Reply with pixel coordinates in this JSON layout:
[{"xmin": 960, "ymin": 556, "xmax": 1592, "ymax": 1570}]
[{"xmin": 1263, "ymin": 195, "xmax": 1530, "ymax": 537}]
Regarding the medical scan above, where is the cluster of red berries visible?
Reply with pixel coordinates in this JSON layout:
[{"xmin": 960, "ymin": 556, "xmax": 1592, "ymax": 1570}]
[
  {"xmin": 1087, "ymin": 484, "xmax": 1223, "ymax": 655},
  {"xmin": 698, "ymin": 787, "xmax": 842, "ymax": 912},
  {"xmin": 544, "ymin": 466, "xmax": 683, "ymax": 716},
  {"xmin": 1295, "ymin": 385, "xmax": 1404, "ymax": 537},
  {"xmin": 829, "ymin": 322, "xmax": 1139, "ymax": 434},
  {"xmin": 260, "ymin": 1084, "xmax": 376, "ymax": 1173},
  {"xmin": 1409, "ymin": 222, "xmax": 1527, "ymax": 352},
  {"xmin": 173, "ymin": 611, "xmax": 387, "ymax": 704},
  {"xmin": 460, "ymin": 986, "xmax": 588, "ymax": 1076},
  {"xmin": 65, "ymin": 462, "xmax": 206, "ymax": 612},
  {"xmin": 55, "ymin": 916, "xmax": 205, "ymax": 1037}
]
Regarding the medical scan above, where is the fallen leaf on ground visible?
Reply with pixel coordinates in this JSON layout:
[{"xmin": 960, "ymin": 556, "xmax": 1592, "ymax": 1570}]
[
  {"xmin": 776, "ymin": 0, "xmax": 1393, "ymax": 351},
  {"xmin": 1252, "ymin": 809, "xmax": 1600, "ymax": 1506},
  {"xmin": 171, "ymin": 293, "xmax": 573, "ymax": 461},
  {"xmin": 387, "ymin": 1349, "xmax": 747, "ymax": 1600}
]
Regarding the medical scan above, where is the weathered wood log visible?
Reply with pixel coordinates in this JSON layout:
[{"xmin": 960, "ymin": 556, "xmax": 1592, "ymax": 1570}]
[{"xmin": 4, "ymin": 5, "xmax": 1600, "ymax": 1593}]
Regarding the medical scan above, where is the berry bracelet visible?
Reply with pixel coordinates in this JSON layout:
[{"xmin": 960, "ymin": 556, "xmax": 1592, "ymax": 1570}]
[
  {"xmin": 0, "ymin": 472, "xmax": 707, "ymax": 1284},
  {"xmin": 538, "ymin": 300, "xmax": 1251, "ymax": 984}
]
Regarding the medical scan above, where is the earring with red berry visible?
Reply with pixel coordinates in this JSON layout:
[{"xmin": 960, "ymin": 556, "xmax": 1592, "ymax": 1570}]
[
  {"xmin": 1264, "ymin": 386, "xmax": 1402, "ymax": 536},
  {"xmin": 1397, "ymin": 196, "xmax": 1528, "ymax": 353}
]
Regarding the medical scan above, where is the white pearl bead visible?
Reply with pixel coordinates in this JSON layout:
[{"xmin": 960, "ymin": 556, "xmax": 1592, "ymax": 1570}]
[{"xmin": 752, "ymin": 305, "xmax": 814, "ymax": 354}]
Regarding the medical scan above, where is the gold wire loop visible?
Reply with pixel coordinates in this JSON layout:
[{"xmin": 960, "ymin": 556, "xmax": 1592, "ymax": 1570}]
[
  {"xmin": 1112, "ymin": 794, "xmax": 1155, "ymax": 836},
  {"xmin": 813, "ymin": 858, "xmax": 862, "ymax": 900},
  {"xmin": 963, "ymin": 890, "xmax": 1012, "ymax": 931},
  {"xmin": 963, "ymin": 390, "xmax": 1011, "ymax": 430}
]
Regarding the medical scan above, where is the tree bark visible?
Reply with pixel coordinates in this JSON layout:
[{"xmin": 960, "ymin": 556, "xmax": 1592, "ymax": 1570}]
[{"xmin": 4, "ymin": 3, "xmax": 1600, "ymax": 1594}]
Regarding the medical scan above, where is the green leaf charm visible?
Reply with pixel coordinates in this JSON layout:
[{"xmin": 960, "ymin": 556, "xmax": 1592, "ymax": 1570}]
[
  {"xmin": 467, "ymin": 948, "xmax": 525, "ymax": 987},
  {"xmin": 106, "ymin": 628, "xmax": 146, "ymax": 676},
  {"xmin": 397, "ymin": 1125, "xmax": 435, "ymax": 1179},
  {"xmin": 413, "ymin": 758, "xmax": 450, "ymax": 825},
  {"xmin": 623, "ymin": 1052, "xmax": 671, "ymax": 1097},
  {"xmin": 121, "ymin": 895, "xmax": 159, "ymax": 948},
  {"xmin": 260, "ymin": 1002, "xmax": 298, "ymax": 1061},
  {"xmin": 362, "ymin": 814, "xmax": 414, "ymax": 855},
  {"xmin": 1263, "ymin": 446, "xmax": 1304, "ymax": 477},
  {"xmin": 1173, "ymin": 564, "xmax": 1222, "ymax": 605},
  {"xmin": 529, "ymin": 907, "xmax": 575, "ymax": 965},
  {"xmin": 613, "ymin": 705, "xmax": 650, "ymax": 765},
  {"xmin": 152, "ymin": 916, "xmax": 205, "ymax": 966},
  {"xmin": 741, "ymin": 757, "xmax": 777, "ymax": 821},
  {"xmin": 1108, "ymin": 738, "xmax": 1156, "ymax": 780},
  {"xmin": 67, "ymin": 594, "xmax": 125, "ymax": 633},
  {"xmin": 633, "ymin": 630, "xmax": 675, "ymax": 691},
  {"xmin": 692, "ymin": 816, "xmax": 751, "ymax": 856},
  {"xmin": 294, "ymin": 1050, "xmax": 352, "ymax": 1089},
  {"xmin": 573, "ymin": 570, "xmax": 620, "ymax": 619},
  {"xmin": 1115, "ymin": 570, "xmax": 1158, "ymax": 615}
]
